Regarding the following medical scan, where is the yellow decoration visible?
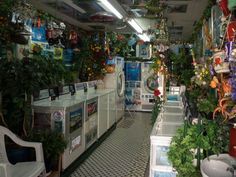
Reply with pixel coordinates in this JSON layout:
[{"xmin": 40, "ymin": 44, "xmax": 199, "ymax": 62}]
[
  {"xmin": 105, "ymin": 64, "xmax": 115, "ymax": 73},
  {"xmin": 210, "ymin": 80, "xmax": 217, "ymax": 88}
]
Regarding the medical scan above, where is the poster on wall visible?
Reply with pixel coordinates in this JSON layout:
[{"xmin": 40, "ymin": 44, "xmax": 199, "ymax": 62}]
[
  {"xmin": 136, "ymin": 44, "xmax": 152, "ymax": 59},
  {"xmin": 32, "ymin": 26, "xmax": 47, "ymax": 42},
  {"xmin": 30, "ymin": 41, "xmax": 54, "ymax": 58}
]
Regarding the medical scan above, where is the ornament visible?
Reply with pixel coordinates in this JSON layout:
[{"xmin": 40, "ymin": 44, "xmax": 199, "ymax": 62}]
[
  {"xmin": 105, "ymin": 64, "xmax": 115, "ymax": 73},
  {"xmin": 213, "ymin": 50, "xmax": 230, "ymax": 73},
  {"xmin": 227, "ymin": 21, "xmax": 236, "ymax": 41},
  {"xmin": 218, "ymin": 0, "xmax": 231, "ymax": 17}
]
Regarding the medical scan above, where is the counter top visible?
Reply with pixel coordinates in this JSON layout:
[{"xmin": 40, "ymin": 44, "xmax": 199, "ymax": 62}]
[{"xmin": 32, "ymin": 89, "xmax": 115, "ymax": 108}]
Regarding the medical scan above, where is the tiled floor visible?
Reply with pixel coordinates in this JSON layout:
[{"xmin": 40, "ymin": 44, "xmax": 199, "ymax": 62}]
[{"xmin": 69, "ymin": 112, "xmax": 152, "ymax": 177}]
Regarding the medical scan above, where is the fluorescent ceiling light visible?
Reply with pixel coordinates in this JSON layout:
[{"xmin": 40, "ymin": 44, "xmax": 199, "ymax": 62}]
[
  {"xmin": 128, "ymin": 19, "xmax": 143, "ymax": 34},
  {"xmin": 138, "ymin": 33, "xmax": 150, "ymax": 42},
  {"xmin": 99, "ymin": 0, "xmax": 123, "ymax": 19}
]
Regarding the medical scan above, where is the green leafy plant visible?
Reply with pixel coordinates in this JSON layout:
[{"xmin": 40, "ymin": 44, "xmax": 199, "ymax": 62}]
[
  {"xmin": 168, "ymin": 116, "xmax": 229, "ymax": 176},
  {"xmin": 0, "ymin": 55, "xmax": 67, "ymax": 137},
  {"xmin": 169, "ymin": 48, "xmax": 194, "ymax": 86},
  {"xmin": 197, "ymin": 95, "xmax": 217, "ymax": 115},
  {"xmin": 28, "ymin": 130, "xmax": 67, "ymax": 172},
  {"xmin": 28, "ymin": 130, "xmax": 67, "ymax": 161},
  {"xmin": 151, "ymin": 89, "xmax": 163, "ymax": 125}
]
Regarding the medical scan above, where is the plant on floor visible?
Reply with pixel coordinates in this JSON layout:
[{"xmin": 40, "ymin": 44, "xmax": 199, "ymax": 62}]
[
  {"xmin": 28, "ymin": 130, "xmax": 67, "ymax": 173},
  {"xmin": 151, "ymin": 88, "xmax": 163, "ymax": 125},
  {"xmin": 0, "ymin": 54, "xmax": 67, "ymax": 137},
  {"xmin": 168, "ymin": 115, "xmax": 229, "ymax": 177}
]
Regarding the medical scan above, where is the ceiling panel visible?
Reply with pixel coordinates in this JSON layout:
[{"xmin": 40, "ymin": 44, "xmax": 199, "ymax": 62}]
[{"xmin": 28, "ymin": 0, "xmax": 209, "ymax": 42}]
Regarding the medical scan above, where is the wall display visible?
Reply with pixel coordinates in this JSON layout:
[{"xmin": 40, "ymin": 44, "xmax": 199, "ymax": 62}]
[
  {"xmin": 32, "ymin": 26, "xmax": 47, "ymax": 42},
  {"xmin": 136, "ymin": 44, "xmax": 152, "ymax": 59},
  {"xmin": 125, "ymin": 81, "xmax": 142, "ymax": 111},
  {"xmin": 125, "ymin": 62, "xmax": 141, "ymax": 81}
]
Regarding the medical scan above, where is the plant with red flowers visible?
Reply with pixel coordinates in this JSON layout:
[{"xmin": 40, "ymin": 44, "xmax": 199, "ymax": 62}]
[{"xmin": 151, "ymin": 88, "xmax": 163, "ymax": 125}]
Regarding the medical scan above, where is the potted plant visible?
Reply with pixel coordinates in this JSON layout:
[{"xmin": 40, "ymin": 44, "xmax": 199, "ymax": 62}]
[
  {"xmin": 0, "ymin": 53, "xmax": 67, "ymax": 137},
  {"xmin": 28, "ymin": 130, "xmax": 67, "ymax": 175},
  {"xmin": 168, "ymin": 115, "xmax": 229, "ymax": 176}
]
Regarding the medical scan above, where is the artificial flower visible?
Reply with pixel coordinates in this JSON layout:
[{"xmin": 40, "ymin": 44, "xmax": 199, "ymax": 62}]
[
  {"xmin": 214, "ymin": 57, "xmax": 222, "ymax": 65},
  {"xmin": 154, "ymin": 89, "xmax": 161, "ymax": 97},
  {"xmin": 210, "ymin": 80, "xmax": 217, "ymax": 88}
]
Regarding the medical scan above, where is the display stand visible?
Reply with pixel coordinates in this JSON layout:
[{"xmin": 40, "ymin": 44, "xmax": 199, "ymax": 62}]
[{"xmin": 149, "ymin": 92, "xmax": 184, "ymax": 177}]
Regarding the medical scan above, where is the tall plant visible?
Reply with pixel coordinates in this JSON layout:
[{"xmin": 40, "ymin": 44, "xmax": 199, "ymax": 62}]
[{"xmin": 0, "ymin": 54, "xmax": 67, "ymax": 137}]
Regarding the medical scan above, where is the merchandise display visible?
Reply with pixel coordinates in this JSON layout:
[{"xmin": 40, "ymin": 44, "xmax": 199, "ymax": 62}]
[
  {"xmin": 125, "ymin": 61, "xmax": 142, "ymax": 111},
  {"xmin": 32, "ymin": 96, "xmax": 86, "ymax": 171},
  {"xmin": 103, "ymin": 56, "xmax": 125, "ymax": 122},
  {"xmin": 2, "ymin": 0, "xmax": 236, "ymax": 176},
  {"xmin": 150, "ymin": 97, "xmax": 184, "ymax": 177}
]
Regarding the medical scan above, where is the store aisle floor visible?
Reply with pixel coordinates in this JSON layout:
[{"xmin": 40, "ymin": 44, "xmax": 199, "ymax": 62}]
[{"xmin": 69, "ymin": 112, "xmax": 152, "ymax": 177}]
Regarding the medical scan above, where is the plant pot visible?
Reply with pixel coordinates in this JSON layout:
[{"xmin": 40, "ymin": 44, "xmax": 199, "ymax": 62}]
[{"xmin": 45, "ymin": 158, "xmax": 53, "ymax": 175}]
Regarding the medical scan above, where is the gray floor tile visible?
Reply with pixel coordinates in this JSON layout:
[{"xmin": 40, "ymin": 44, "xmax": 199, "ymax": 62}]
[{"xmin": 70, "ymin": 112, "xmax": 152, "ymax": 177}]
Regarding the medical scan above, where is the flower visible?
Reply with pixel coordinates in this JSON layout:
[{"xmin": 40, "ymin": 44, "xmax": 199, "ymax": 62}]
[
  {"xmin": 154, "ymin": 89, "xmax": 161, "ymax": 97},
  {"xmin": 214, "ymin": 57, "xmax": 222, "ymax": 65}
]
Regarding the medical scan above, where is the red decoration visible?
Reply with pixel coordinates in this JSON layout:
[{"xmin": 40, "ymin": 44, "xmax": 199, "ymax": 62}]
[
  {"xmin": 218, "ymin": 0, "xmax": 231, "ymax": 17},
  {"xmin": 36, "ymin": 18, "xmax": 41, "ymax": 28},
  {"xmin": 154, "ymin": 89, "xmax": 161, "ymax": 97},
  {"xmin": 214, "ymin": 57, "xmax": 222, "ymax": 65},
  {"xmin": 69, "ymin": 30, "xmax": 78, "ymax": 45},
  {"xmin": 227, "ymin": 21, "xmax": 236, "ymax": 41},
  {"xmin": 229, "ymin": 127, "xmax": 236, "ymax": 157}
]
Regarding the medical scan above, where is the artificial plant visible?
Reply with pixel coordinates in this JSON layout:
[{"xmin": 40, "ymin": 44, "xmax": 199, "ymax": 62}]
[
  {"xmin": 28, "ymin": 129, "xmax": 67, "ymax": 172},
  {"xmin": 169, "ymin": 48, "xmax": 194, "ymax": 86},
  {"xmin": 0, "ymin": 53, "xmax": 67, "ymax": 137},
  {"xmin": 168, "ymin": 115, "xmax": 229, "ymax": 177},
  {"xmin": 151, "ymin": 88, "xmax": 163, "ymax": 125},
  {"xmin": 76, "ymin": 32, "xmax": 107, "ymax": 81}
]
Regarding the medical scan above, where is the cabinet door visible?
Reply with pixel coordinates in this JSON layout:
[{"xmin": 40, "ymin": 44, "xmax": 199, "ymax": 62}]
[
  {"xmin": 108, "ymin": 91, "xmax": 116, "ymax": 128},
  {"xmin": 98, "ymin": 94, "xmax": 108, "ymax": 137}
]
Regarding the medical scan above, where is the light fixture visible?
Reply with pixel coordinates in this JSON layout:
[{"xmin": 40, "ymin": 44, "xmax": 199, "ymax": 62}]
[
  {"xmin": 99, "ymin": 0, "xmax": 123, "ymax": 19},
  {"xmin": 127, "ymin": 19, "xmax": 143, "ymax": 34},
  {"xmin": 138, "ymin": 33, "xmax": 150, "ymax": 42}
]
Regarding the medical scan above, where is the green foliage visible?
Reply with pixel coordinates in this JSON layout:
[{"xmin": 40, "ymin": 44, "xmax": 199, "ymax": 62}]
[
  {"xmin": 28, "ymin": 130, "xmax": 67, "ymax": 161},
  {"xmin": 76, "ymin": 32, "xmax": 106, "ymax": 81},
  {"xmin": 151, "ymin": 97, "xmax": 163, "ymax": 125},
  {"xmin": 169, "ymin": 49, "xmax": 194, "ymax": 86},
  {"xmin": 0, "ymin": 56, "xmax": 67, "ymax": 136},
  {"xmin": 197, "ymin": 94, "xmax": 217, "ymax": 115},
  {"xmin": 189, "ymin": 0, "xmax": 216, "ymax": 42},
  {"xmin": 168, "ymin": 116, "xmax": 229, "ymax": 176}
]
